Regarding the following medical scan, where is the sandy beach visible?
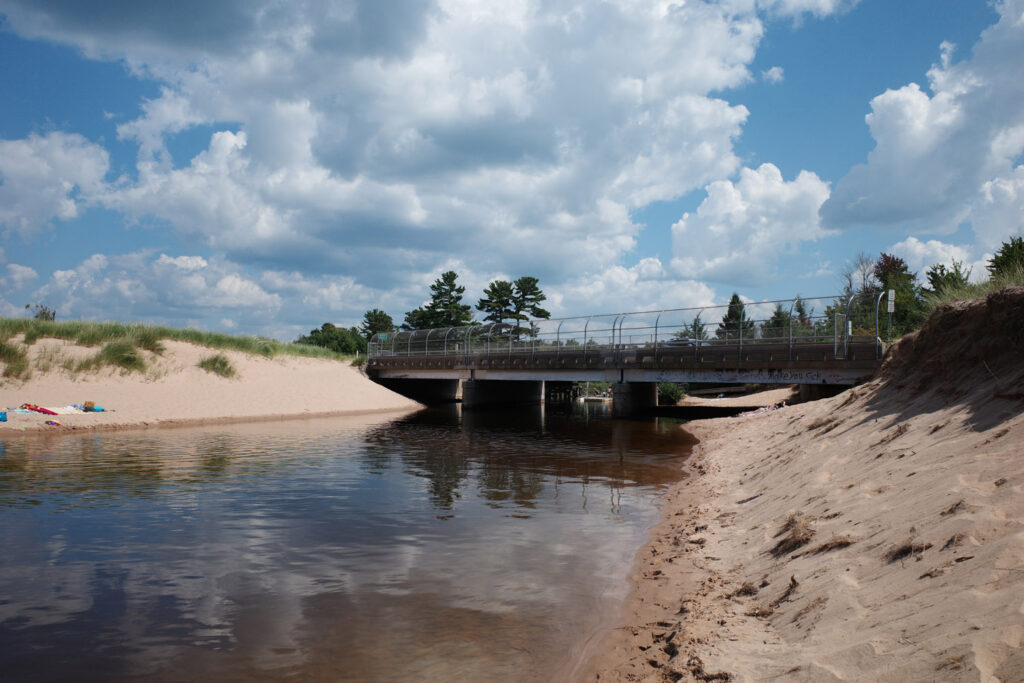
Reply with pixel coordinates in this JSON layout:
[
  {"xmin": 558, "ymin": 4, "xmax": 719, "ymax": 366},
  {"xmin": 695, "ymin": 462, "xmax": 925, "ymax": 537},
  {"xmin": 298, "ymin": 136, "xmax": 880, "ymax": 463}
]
[
  {"xmin": 0, "ymin": 340, "xmax": 421, "ymax": 433},
  {"xmin": 587, "ymin": 287, "xmax": 1024, "ymax": 681}
]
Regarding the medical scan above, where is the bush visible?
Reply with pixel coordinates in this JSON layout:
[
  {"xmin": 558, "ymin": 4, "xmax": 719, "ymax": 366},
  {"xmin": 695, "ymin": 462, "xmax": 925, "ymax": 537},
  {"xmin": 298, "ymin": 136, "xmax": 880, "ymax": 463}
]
[
  {"xmin": 658, "ymin": 382, "xmax": 685, "ymax": 405},
  {"xmin": 198, "ymin": 354, "xmax": 236, "ymax": 378}
]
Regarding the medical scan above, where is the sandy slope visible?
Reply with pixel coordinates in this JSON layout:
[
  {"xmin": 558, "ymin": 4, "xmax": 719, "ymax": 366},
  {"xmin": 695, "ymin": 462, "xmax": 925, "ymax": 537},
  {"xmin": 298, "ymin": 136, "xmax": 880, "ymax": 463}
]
[
  {"xmin": 587, "ymin": 287, "xmax": 1024, "ymax": 682},
  {"xmin": 0, "ymin": 339, "xmax": 421, "ymax": 433}
]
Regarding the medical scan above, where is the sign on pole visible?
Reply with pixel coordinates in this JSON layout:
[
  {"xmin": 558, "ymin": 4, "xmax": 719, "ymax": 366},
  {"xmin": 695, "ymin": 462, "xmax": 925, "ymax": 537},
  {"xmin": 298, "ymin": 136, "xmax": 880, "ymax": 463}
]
[{"xmin": 887, "ymin": 289, "xmax": 895, "ymax": 313}]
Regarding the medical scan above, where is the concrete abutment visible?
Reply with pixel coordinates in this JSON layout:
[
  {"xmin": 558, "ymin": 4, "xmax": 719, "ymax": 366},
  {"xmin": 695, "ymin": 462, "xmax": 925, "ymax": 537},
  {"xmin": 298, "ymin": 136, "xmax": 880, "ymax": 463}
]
[{"xmin": 611, "ymin": 382, "xmax": 658, "ymax": 417}]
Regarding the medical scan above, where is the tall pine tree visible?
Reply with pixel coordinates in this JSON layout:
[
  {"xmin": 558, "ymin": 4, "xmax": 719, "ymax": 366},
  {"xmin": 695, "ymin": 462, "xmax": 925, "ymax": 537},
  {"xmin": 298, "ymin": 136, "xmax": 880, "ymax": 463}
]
[
  {"xmin": 716, "ymin": 293, "xmax": 755, "ymax": 341},
  {"xmin": 402, "ymin": 271, "xmax": 474, "ymax": 329}
]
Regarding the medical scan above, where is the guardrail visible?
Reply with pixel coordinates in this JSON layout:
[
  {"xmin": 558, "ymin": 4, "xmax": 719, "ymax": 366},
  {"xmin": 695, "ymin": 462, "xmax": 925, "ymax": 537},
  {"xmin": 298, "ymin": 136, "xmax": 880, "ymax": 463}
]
[{"xmin": 368, "ymin": 294, "xmax": 894, "ymax": 363}]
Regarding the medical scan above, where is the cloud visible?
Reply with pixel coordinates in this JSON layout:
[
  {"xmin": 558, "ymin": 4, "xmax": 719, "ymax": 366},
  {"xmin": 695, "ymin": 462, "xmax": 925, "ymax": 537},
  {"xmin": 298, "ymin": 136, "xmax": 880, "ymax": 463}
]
[
  {"xmin": 0, "ymin": 132, "xmax": 109, "ymax": 240},
  {"xmin": 821, "ymin": 2, "xmax": 1024, "ymax": 240},
  {"xmin": 1, "ymin": 0, "xmax": 868, "ymax": 331},
  {"xmin": 757, "ymin": 0, "xmax": 861, "ymax": 20},
  {"xmin": 761, "ymin": 66, "xmax": 784, "ymax": 84},
  {"xmin": 670, "ymin": 163, "xmax": 832, "ymax": 287},
  {"xmin": 888, "ymin": 236, "xmax": 974, "ymax": 276},
  {"xmin": 3, "ymin": 263, "xmax": 39, "ymax": 290},
  {"xmin": 4, "ymin": 1, "xmax": 770, "ymax": 290},
  {"xmin": 30, "ymin": 252, "xmax": 282, "ymax": 329}
]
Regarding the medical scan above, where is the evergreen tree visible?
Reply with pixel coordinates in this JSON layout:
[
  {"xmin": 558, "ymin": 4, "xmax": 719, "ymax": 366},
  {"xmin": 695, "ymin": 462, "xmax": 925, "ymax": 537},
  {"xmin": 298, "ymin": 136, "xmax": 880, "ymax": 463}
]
[
  {"xmin": 510, "ymin": 276, "xmax": 550, "ymax": 329},
  {"xmin": 762, "ymin": 303, "xmax": 792, "ymax": 340},
  {"xmin": 924, "ymin": 260, "xmax": 971, "ymax": 295},
  {"xmin": 360, "ymin": 309, "xmax": 394, "ymax": 341},
  {"xmin": 402, "ymin": 271, "xmax": 474, "ymax": 329},
  {"xmin": 716, "ymin": 293, "xmax": 755, "ymax": 341},
  {"xmin": 986, "ymin": 236, "xmax": 1024, "ymax": 277},
  {"xmin": 672, "ymin": 317, "xmax": 708, "ymax": 340},
  {"xmin": 476, "ymin": 280, "xmax": 515, "ymax": 324},
  {"xmin": 401, "ymin": 307, "xmax": 432, "ymax": 331}
]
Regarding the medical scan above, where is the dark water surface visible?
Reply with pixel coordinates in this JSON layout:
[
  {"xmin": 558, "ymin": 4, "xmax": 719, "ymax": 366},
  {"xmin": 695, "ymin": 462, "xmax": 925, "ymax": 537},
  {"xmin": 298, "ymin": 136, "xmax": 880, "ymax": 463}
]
[{"xmin": 0, "ymin": 404, "xmax": 693, "ymax": 681}]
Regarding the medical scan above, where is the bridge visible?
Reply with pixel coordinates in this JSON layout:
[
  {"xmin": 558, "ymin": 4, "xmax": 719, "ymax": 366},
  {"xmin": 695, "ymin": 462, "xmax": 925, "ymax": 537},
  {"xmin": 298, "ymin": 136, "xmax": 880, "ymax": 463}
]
[{"xmin": 367, "ymin": 294, "xmax": 891, "ymax": 414}]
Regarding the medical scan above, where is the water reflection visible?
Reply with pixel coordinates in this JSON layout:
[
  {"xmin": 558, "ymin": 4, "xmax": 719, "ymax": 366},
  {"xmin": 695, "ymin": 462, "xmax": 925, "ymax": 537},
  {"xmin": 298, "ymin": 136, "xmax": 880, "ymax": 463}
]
[{"xmin": 0, "ymin": 405, "xmax": 692, "ymax": 681}]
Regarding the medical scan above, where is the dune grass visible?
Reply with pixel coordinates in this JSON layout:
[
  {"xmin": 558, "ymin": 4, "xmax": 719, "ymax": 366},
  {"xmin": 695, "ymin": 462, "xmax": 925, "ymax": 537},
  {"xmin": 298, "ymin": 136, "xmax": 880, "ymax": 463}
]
[
  {"xmin": 0, "ymin": 318, "xmax": 354, "ymax": 379},
  {"xmin": 0, "ymin": 339, "xmax": 30, "ymax": 379},
  {"xmin": 198, "ymin": 353, "xmax": 237, "ymax": 378},
  {"xmin": 924, "ymin": 264, "xmax": 1024, "ymax": 311}
]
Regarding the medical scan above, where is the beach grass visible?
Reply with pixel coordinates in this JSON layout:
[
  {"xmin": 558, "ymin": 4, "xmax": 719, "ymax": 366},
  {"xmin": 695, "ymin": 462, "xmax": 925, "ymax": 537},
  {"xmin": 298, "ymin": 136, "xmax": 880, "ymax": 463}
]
[
  {"xmin": 0, "ymin": 318, "xmax": 355, "ymax": 379},
  {"xmin": 924, "ymin": 264, "xmax": 1024, "ymax": 310},
  {"xmin": 198, "ymin": 353, "xmax": 237, "ymax": 378},
  {"xmin": 0, "ymin": 339, "xmax": 30, "ymax": 379},
  {"xmin": 0, "ymin": 318, "xmax": 350, "ymax": 360}
]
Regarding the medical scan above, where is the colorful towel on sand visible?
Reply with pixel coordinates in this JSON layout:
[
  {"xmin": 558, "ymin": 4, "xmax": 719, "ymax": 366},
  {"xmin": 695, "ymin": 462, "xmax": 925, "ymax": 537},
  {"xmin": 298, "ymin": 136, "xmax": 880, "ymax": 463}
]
[{"xmin": 22, "ymin": 403, "xmax": 58, "ymax": 416}]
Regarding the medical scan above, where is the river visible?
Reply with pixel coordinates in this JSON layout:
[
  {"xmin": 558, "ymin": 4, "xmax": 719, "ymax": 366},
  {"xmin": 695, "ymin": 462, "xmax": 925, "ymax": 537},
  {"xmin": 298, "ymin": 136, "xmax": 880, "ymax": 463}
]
[{"xmin": 0, "ymin": 403, "xmax": 693, "ymax": 681}]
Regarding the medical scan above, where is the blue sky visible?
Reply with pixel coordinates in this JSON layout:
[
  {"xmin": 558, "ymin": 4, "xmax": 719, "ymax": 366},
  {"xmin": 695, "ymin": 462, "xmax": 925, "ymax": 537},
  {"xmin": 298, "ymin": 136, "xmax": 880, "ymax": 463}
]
[{"xmin": 1, "ymin": 0, "xmax": 1021, "ymax": 340}]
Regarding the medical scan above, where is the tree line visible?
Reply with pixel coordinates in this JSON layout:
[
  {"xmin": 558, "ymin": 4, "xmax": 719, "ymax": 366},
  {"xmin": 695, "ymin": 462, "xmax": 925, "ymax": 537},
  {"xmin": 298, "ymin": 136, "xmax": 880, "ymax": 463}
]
[
  {"xmin": 295, "ymin": 271, "xmax": 550, "ymax": 354},
  {"xmin": 296, "ymin": 235, "xmax": 1024, "ymax": 354}
]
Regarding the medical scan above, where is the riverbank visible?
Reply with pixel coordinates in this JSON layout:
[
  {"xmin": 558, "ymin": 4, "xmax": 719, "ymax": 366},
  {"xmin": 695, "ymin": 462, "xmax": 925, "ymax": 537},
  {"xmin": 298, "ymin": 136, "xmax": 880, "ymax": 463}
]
[
  {"xmin": 0, "ymin": 339, "xmax": 421, "ymax": 433},
  {"xmin": 587, "ymin": 287, "xmax": 1024, "ymax": 682}
]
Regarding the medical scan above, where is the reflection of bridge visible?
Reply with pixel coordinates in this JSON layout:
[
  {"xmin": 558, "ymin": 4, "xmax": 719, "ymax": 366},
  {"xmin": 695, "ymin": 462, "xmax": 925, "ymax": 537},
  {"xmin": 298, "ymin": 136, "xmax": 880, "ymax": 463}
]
[{"xmin": 367, "ymin": 295, "xmax": 889, "ymax": 413}]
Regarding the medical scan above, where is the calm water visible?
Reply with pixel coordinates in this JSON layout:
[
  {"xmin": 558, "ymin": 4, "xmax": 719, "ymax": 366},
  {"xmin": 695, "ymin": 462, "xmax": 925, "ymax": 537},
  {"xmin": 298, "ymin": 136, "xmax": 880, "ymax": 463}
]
[{"xmin": 0, "ymin": 404, "xmax": 693, "ymax": 682}]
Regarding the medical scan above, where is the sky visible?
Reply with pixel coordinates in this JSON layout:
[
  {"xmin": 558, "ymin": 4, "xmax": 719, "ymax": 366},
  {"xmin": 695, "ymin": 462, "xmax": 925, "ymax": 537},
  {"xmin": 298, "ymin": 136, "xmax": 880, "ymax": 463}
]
[{"xmin": 1, "ymin": 0, "xmax": 1022, "ymax": 340}]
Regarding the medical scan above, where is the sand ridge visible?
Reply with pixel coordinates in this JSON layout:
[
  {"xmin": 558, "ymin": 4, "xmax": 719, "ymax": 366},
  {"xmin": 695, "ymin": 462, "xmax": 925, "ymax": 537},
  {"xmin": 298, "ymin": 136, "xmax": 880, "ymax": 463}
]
[
  {"xmin": 587, "ymin": 287, "xmax": 1024, "ymax": 682},
  {"xmin": 0, "ymin": 339, "xmax": 422, "ymax": 433}
]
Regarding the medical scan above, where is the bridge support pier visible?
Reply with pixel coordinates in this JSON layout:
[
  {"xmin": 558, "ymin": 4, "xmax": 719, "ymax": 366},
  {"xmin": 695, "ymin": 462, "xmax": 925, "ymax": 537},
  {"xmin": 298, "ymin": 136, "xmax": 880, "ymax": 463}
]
[
  {"xmin": 462, "ymin": 380, "xmax": 544, "ymax": 410},
  {"xmin": 612, "ymin": 382, "xmax": 658, "ymax": 417},
  {"xmin": 375, "ymin": 378, "xmax": 460, "ymax": 405}
]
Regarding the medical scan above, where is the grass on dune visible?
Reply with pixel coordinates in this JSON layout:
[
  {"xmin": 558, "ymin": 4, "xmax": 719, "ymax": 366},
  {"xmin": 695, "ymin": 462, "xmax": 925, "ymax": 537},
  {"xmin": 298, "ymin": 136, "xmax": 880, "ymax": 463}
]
[
  {"xmin": 924, "ymin": 264, "xmax": 1024, "ymax": 311},
  {"xmin": 198, "ymin": 353, "xmax": 237, "ymax": 379},
  {"xmin": 0, "ymin": 318, "xmax": 355, "ymax": 380}
]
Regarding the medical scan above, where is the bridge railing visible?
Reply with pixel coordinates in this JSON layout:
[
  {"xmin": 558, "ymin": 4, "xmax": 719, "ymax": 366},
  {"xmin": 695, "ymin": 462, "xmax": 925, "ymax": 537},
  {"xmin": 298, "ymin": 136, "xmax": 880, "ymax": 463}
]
[{"xmin": 368, "ymin": 294, "xmax": 894, "ymax": 361}]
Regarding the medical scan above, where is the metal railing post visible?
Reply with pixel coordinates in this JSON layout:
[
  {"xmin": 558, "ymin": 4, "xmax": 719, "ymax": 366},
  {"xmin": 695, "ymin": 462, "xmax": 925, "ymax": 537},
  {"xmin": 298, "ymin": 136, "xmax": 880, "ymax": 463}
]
[
  {"xmin": 555, "ymin": 320, "xmax": 564, "ymax": 361},
  {"xmin": 583, "ymin": 317, "xmax": 592, "ymax": 363},
  {"xmin": 653, "ymin": 312, "xmax": 662, "ymax": 363},
  {"xmin": 694, "ymin": 312, "xmax": 702, "ymax": 361},
  {"xmin": 788, "ymin": 299, "xmax": 796, "ymax": 361},
  {"xmin": 424, "ymin": 329, "xmax": 433, "ymax": 356},
  {"xmin": 874, "ymin": 290, "xmax": 886, "ymax": 359},
  {"xmin": 843, "ymin": 294, "xmax": 854, "ymax": 359},
  {"xmin": 739, "ymin": 310, "xmax": 744, "ymax": 356}
]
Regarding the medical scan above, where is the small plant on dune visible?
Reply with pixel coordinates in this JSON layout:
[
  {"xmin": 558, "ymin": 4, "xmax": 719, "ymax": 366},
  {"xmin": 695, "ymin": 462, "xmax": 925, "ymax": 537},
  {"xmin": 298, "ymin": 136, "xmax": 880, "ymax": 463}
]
[
  {"xmin": 78, "ymin": 340, "xmax": 147, "ymax": 374},
  {"xmin": 129, "ymin": 326, "xmax": 166, "ymax": 354},
  {"xmin": 0, "ymin": 340, "xmax": 30, "ymax": 379},
  {"xmin": 198, "ymin": 354, "xmax": 237, "ymax": 378},
  {"xmin": 770, "ymin": 514, "xmax": 815, "ymax": 558}
]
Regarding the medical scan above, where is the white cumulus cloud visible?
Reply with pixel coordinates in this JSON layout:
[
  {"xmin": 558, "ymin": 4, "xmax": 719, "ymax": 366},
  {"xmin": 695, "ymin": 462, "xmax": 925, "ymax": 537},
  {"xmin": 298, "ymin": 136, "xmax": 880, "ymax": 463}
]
[
  {"xmin": 0, "ymin": 132, "xmax": 109, "ymax": 240},
  {"xmin": 671, "ymin": 163, "xmax": 832, "ymax": 286},
  {"xmin": 822, "ymin": 0, "xmax": 1024, "ymax": 246}
]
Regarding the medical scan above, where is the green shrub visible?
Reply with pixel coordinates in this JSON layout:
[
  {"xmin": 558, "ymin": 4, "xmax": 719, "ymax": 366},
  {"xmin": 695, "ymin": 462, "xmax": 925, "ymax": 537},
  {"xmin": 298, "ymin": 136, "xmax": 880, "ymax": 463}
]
[
  {"xmin": 658, "ymin": 382, "xmax": 685, "ymax": 405},
  {"xmin": 198, "ymin": 354, "xmax": 236, "ymax": 378}
]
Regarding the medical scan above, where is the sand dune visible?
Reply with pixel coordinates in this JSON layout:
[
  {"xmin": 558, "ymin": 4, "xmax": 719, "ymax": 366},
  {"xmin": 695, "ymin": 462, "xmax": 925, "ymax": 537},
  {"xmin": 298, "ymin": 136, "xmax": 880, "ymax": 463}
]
[
  {"xmin": 588, "ymin": 287, "xmax": 1024, "ymax": 682},
  {"xmin": 0, "ymin": 340, "xmax": 421, "ymax": 433}
]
